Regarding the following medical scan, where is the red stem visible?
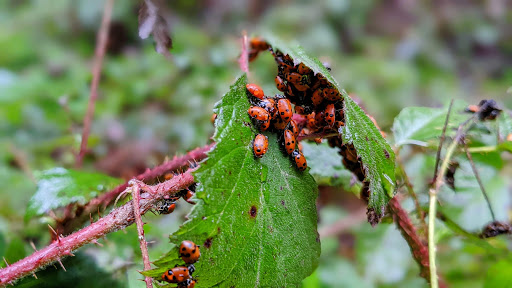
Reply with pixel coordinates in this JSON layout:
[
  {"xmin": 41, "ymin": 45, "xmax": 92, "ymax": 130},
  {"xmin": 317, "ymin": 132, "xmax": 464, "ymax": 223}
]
[
  {"xmin": 388, "ymin": 197, "xmax": 447, "ymax": 288},
  {"xmin": 58, "ymin": 143, "xmax": 214, "ymax": 235},
  {"xmin": 76, "ymin": 0, "xmax": 115, "ymax": 167},
  {"xmin": 0, "ymin": 171, "xmax": 195, "ymax": 285},
  {"xmin": 238, "ymin": 31, "xmax": 249, "ymax": 73}
]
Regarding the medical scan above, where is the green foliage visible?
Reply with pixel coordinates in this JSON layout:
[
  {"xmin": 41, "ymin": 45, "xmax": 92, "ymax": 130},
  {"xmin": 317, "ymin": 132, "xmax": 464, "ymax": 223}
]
[
  {"xmin": 150, "ymin": 75, "xmax": 320, "ymax": 286},
  {"xmin": 264, "ymin": 34, "xmax": 396, "ymax": 218},
  {"xmin": 392, "ymin": 104, "xmax": 469, "ymax": 147},
  {"xmin": 483, "ymin": 259, "xmax": 512, "ymax": 288},
  {"xmin": 25, "ymin": 168, "xmax": 122, "ymax": 220}
]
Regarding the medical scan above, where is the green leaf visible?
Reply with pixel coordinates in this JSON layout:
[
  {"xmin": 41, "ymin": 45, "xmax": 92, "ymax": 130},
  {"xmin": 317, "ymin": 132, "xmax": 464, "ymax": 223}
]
[
  {"xmin": 484, "ymin": 260, "xmax": 512, "ymax": 288},
  {"xmin": 25, "ymin": 167, "xmax": 122, "ymax": 220},
  {"xmin": 392, "ymin": 105, "xmax": 468, "ymax": 147},
  {"xmin": 264, "ymin": 33, "xmax": 396, "ymax": 220},
  {"xmin": 302, "ymin": 141, "xmax": 361, "ymax": 192},
  {"xmin": 152, "ymin": 75, "xmax": 320, "ymax": 286}
]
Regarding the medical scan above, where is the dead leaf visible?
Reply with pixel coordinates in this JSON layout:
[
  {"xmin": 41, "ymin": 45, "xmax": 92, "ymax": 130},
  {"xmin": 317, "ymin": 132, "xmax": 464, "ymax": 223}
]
[{"xmin": 138, "ymin": 0, "xmax": 172, "ymax": 56}]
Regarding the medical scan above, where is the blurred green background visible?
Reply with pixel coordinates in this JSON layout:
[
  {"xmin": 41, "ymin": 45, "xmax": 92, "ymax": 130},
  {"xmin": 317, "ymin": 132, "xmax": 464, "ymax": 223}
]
[{"xmin": 1, "ymin": 1, "xmax": 511, "ymax": 287}]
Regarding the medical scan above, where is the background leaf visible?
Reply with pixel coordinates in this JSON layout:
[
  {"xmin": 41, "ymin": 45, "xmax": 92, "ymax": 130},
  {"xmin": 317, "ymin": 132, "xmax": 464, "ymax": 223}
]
[
  {"xmin": 392, "ymin": 104, "xmax": 469, "ymax": 147},
  {"xmin": 151, "ymin": 75, "xmax": 320, "ymax": 287},
  {"xmin": 25, "ymin": 167, "xmax": 122, "ymax": 220}
]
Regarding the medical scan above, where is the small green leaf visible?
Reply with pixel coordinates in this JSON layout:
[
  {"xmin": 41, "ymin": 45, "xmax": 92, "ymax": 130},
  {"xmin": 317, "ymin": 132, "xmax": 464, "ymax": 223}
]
[
  {"xmin": 484, "ymin": 260, "xmax": 512, "ymax": 288},
  {"xmin": 25, "ymin": 167, "xmax": 122, "ymax": 220},
  {"xmin": 302, "ymin": 141, "xmax": 360, "ymax": 192},
  {"xmin": 392, "ymin": 105, "xmax": 468, "ymax": 147},
  {"xmin": 264, "ymin": 34, "xmax": 396, "ymax": 220},
  {"xmin": 151, "ymin": 75, "xmax": 319, "ymax": 286}
]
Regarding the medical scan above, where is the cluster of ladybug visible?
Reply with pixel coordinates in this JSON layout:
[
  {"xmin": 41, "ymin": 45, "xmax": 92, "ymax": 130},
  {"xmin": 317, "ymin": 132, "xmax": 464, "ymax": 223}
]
[
  {"xmin": 160, "ymin": 240, "xmax": 201, "ymax": 287},
  {"xmin": 156, "ymin": 183, "xmax": 197, "ymax": 215},
  {"xmin": 249, "ymin": 37, "xmax": 380, "ymax": 214},
  {"xmin": 246, "ymin": 83, "xmax": 307, "ymax": 171},
  {"xmin": 247, "ymin": 37, "xmax": 348, "ymax": 172}
]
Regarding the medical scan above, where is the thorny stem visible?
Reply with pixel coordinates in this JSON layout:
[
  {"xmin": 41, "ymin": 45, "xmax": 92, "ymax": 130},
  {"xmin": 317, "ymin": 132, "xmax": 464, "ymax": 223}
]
[
  {"xmin": 463, "ymin": 143, "xmax": 496, "ymax": 221},
  {"xmin": 131, "ymin": 182, "xmax": 153, "ymax": 288},
  {"xmin": 57, "ymin": 143, "xmax": 213, "ymax": 235},
  {"xmin": 0, "ymin": 171, "xmax": 195, "ymax": 285},
  {"xmin": 76, "ymin": 0, "xmax": 114, "ymax": 167}
]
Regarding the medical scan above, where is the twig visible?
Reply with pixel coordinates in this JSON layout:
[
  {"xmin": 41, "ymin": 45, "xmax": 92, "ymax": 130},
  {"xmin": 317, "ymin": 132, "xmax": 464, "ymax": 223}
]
[
  {"xmin": 238, "ymin": 31, "xmax": 249, "ymax": 74},
  {"xmin": 76, "ymin": 0, "xmax": 115, "ymax": 167},
  {"xmin": 432, "ymin": 100, "xmax": 454, "ymax": 183},
  {"xmin": 428, "ymin": 117, "xmax": 472, "ymax": 288},
  {"xmin": 0, "ymin": 170, "xmax": 195, "ymax": 285},
  {"xmin": 463, "ymin": 142, "xmax": 496, "ymax": 221},
  {"xmin": 131, "ymin": 182, "xmax": 153, "ymax": 288},
  {"xmin": 57, "ymin": 143, "xmax": 213, "ymax": 235}
]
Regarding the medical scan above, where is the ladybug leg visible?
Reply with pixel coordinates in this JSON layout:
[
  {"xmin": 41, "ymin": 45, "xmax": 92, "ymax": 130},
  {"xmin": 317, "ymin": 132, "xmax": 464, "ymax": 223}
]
[{"xmin": 188, "ymin": 264, "xmax": 195, "ymax": 275}]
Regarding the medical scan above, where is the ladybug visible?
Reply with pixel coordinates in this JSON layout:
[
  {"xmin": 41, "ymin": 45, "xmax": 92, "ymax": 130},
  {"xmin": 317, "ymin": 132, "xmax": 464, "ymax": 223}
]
[
  {"xmin": 286, "ymin": 72, "xmax": 302, "ymax": 84},
  {"xmin": 288, "ymin": 120, "xmax": 299, "ymax": 139},
  {"xmin": 259, "ymin": 119, "xmax": 270, "ymax": 131},
  {"xmin": 335, "ymin": 121, "xmax": 345, "ymax": 130},
  {"xmin": 272, "ymin": 117, "xmax": 288, "ymax": 130},
  {"xmin": 306, "ymin": 113, "xmax": 316, "ymax": 129},
  {"xmin": 210, "ymin": 113, "xmax": 217, "ymax": 124},
  {"xmin": 253, "ymin": 134, "xmax": 269, "ymax": 158},
  {"xmin": 250, "ymin": 37, "xmax": 269, "ymax": 51},
  {"xmin": 246, "ymin": 84, "xmax": 265, "ymax": 100},
  {"xmin": 157, "ymin": 199, "xmax": 176, "ymax": 215},
  {"xmin": 323, "ymin": 87, "xmax": 340, "ymax": 101},
  {"xmin": 275, "ymin": 75, "xmax": 288, "ymax": 92},
  {"xmin": 291, "ymin": 150, "xmax": 307, "ymax": 171},
  {"xmin": 311, "ymin": 89, "xmax": 324, "ymax": 106},
  {"xmin": 178, "ymin": 279, "xmax": 197, "ymax": 288},
  {"xmin": 161, "ymin": 266, "xmax": 190, "ymax": 283},
  {"xmin": 276, "ymin": 98, "xmax": 293, "ymax": 123},
  {"xmin": 258, "ymin": 98, "xmax": 276, "ymax": 119},
  {"xmin": 338, "ymin": 108, "xmax": 344, "ymax": 119},
  {"xmin": 325, "ymin": 104, "xmax": 335, "ymax": 126},
  {"xmin": 248, "ymin": 106, "xmax": 270, "ymax": 122},
  {"xmin": 283, "ymin": 129, "xmax": 296, "ymax": 154},
  {"xmin": 297, "ymin": 63, "xmax": 312, "ymax": 75},
  {"xmin": 294, "ymin": 106, "xmax": 305, "ymax": 115},
  {"xmin": 183, "ymin": 189, "xmax": 196, "ymax": 205},
  {"xmin": 314, "ymin": 111, "xmax": 325, "ymax": 128},
  {"xmin": 179, "ymin": 240, "xmax": 201, "ymax": 264}
]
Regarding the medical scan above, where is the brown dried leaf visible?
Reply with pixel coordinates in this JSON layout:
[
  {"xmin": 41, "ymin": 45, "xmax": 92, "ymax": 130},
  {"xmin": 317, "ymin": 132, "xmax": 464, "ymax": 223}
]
[{"xmin": 138, "ymin": 0, "xmax": 172, "ymax": 56}]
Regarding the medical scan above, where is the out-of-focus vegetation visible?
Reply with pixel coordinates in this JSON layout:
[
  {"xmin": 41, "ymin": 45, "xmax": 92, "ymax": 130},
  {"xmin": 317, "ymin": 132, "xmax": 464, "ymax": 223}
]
[{"xmin": 1, "ymin": 1, "xmax": 511, "ymax": 287}]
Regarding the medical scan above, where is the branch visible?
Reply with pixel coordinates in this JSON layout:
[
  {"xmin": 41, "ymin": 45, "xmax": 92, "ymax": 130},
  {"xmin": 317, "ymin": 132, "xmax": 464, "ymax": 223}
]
[
  {"xmin": 57, "ymin": 143, "xmax": 213, "ymax": 235},
  {"xmin": 131, "ymin": 182, "xmax": 153, "ymax": 288},
  {"xmin": 388, "ymin": 197, "xmax": 447, "ymax": 288},
  {"xmin": 0, "ymin": 170, "xmax": 195, "ymax": 285},
  {"xmin": 238, "ymin": 31, "xmax": 249, "ymax": 74},
  {"xmin": 76, "ymin": 0, "xmax": 115, "ymax": 167}
]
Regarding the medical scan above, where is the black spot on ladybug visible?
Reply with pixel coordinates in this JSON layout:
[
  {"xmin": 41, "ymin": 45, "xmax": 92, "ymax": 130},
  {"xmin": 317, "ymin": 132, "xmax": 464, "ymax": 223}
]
[
  {"xmin": 250, "ymin": 206, "xmax": 257, "ymax": 217},
  {"xmin": 204, "ymin": 238, "xmax": 212, "ymax": 249},
  {"xmin": 384, "ymin": 149, "xmax": 390, "ymax": 159}
]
